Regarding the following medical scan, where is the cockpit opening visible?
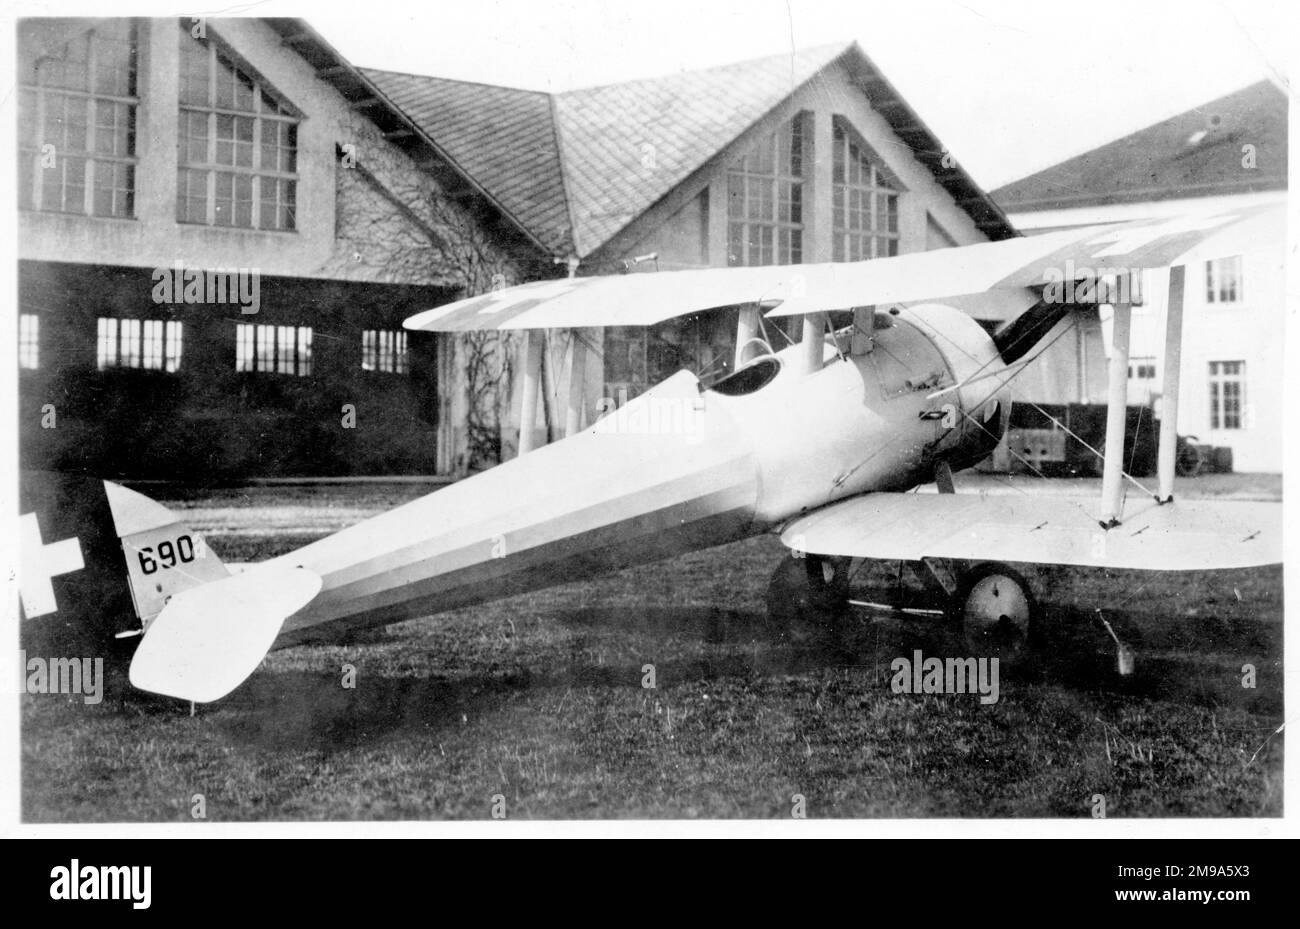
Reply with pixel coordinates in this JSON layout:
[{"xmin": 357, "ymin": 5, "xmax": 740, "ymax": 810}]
[{"xmin": 706, "ymin": 357, "xmax": 782, "ymax": 396}]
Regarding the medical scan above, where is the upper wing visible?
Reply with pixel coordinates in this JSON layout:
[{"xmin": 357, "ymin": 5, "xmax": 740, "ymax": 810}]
[
  {"xmin": 780, "ymin": 492, "xmax": 1280, "ymax": 572},
  {"xmin": 404, "ymin": 201, "xmax": 1282, "ymax": 332}
]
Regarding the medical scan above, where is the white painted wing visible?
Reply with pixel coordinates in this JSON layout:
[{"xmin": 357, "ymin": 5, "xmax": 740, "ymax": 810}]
[
  {"xmin": 780, "ymin": 493, "xmax": 1280, "ymax": 571},
  {"xmin": 403, "ymin": 202, "xmax": 1282, "ymax": 332}
]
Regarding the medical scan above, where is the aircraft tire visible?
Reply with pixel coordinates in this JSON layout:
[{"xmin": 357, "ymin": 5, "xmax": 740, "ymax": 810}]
[{"xmin": 951, "ymin": 562, "xmax": 1037, "ymax": 664}]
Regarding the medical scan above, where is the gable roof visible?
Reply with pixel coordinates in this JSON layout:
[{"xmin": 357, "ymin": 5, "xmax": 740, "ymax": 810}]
[
  {"xmin": 355, "ymin": 73, "xmax": 576, "ymax": 256},
  {"xmin": 549, "ymin": 43, "xmax": 851, "ymax": 256},
  {"xmin": 991, "ymin": 80, "xmax": 1288, "ymax": 213},
  {"xmin": 262, "ymin": 18, "xmax": 553, "ymax": 258},
  {"xmin": 364, "ymin": 42, "xmax": 1016, "ymax": 259}
]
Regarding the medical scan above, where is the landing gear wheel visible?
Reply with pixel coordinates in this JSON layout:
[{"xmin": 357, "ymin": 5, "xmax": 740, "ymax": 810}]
[
  {"xmin": 764, "ymin": 554, "xmax": 851, "ymax": 645},
  {"xmin": 952, "ymin": 563, "xmax": 1035, "ymax": 663}
]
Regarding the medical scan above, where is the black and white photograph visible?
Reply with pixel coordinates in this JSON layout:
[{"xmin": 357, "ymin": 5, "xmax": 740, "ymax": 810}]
[{"xmin": 2, "ymin": 0, "xmax": 1293, "ymax": 834}]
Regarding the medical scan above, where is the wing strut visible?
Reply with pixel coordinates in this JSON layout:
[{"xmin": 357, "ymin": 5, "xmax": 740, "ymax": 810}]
[
  {"xmin": 565, "ymin": 330, "xmax": 587, "ymax": 436},
  {"xmin": 1098, "ymin": 274, "xmax": 1139, "ymax": 527},
  {"xmin": 735, "ymin": 304, "xmax": 762, "ymax": 369},
  {"xmin": 798, "ymin": 311, "xmax": 829, "ymax": 375},
  {"xmin": 1156, "ymin": 265, "xmax": 1186, "ymax": 503},
  {"xmin": 519, "ymin": 329, "xmax": 545, "ymax": 454},
  {"xmin": 934, "ymin": 459, "xmax": 956, "ymax": 494}
]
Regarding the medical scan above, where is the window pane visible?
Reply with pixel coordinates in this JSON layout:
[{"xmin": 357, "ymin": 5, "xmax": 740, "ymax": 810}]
[
  {"xmin": 214, "ymin": 171, "xmax": 234, "ymax": 225},
  {"xmin": 257, "ymin": 324, "xmax": 274, "ymax": 370},
  {"xmin": 726, "ymin": 115, "xmax": 805, "ymax": 267},
  {"xmin": 236, "ymin": 323, "xmax": 252, "ymax": 371},
  {"xmin": 142, "ymin": 319, "xmax": 163, "ymax": 369},
  {"xmin": 298, "ymin": 328, "xmax": 312, "ymax": 376},
  {"xmin": 832, "ymin": 121, "xmax": 899, "ymax": 264},
  {"xmin": 176, "ymin": 32, "xmax": 298, "ymax": 231},
  {"xmin": 279, "ymin": 182, "xmax": 296, "ymax": 230},
  {"xmin": 166, "ymin": 321, "xmax": 183, "ymax": 372},
  {"xmin": 276, "ymin": 326, "xmax": 294, "ymax": 374},
  {"xmin": 120, "ymin": 319, "xmax": 140, "ymax": 367},
  {"xmin": 177, "ymin": 168, "xmax": 206, "ymax": 223},
  {"xmin": 19, "ymin": 315, "xmax": 40, "ymax": 369},
  {"xmin": 362, "ymin": 330, "xmax": 375, "ymax": 370},
  {"xmin": 22, "ymin": 23, "xmax": 137, "ymax": 219},
  {"xmin": 179, "ymin": 29, "xmax": 210, "ymax": 105},
  {"xmin": 93, "ymin": 162, "xmax": 115, "ymax": 216},
  {"xmin": 97, "ymin": 318, "xmax": 113, "ymax": 369},
  {"xmin": 60, "ymin": 157, "xmax": 87, "ymax": 213},
  {"xmin": 93, "ymin": 24, "xmax": 136, "ymax": 97},
  {"xmin": 65, "ymin": 95, "xmax": 89, "ymax": 151}
]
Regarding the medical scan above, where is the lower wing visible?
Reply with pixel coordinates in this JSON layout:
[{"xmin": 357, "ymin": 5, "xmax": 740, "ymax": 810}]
[{"xmin": 780, "ymin": 491, "xmax": 1280, "ymax": 571}]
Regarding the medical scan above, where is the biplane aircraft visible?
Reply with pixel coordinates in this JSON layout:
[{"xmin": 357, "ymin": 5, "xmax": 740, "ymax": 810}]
[{"xmin": 16, "ymin": 202, "xmax": 1284, "ymax": 703}]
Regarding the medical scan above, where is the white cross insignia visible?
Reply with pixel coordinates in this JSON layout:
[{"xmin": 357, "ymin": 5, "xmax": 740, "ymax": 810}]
[{"xmin": 19, "ymin": 512, "xmax": 85, "ymax": 618}]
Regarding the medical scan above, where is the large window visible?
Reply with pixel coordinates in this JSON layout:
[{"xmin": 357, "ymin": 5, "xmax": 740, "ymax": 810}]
[
  {"xmin": 832, "ymin": 120, "xmax": 898, "ymax": 262},
  {"xmin": 177, "ymin": 26, "xmax": 298, "ymax": 231},
  {"xmin": 1208, "ymin": 360, "xmax": 1245, "ymax": 430},
  {"xmin": 19, "ymin": 20, "xmax": 138, "ymax": 217},
  {"xmin": 1206, "ymin": 256, "xmax": 1243, "ymax": 304},
  {"xmin": 727, "ymin": 113, "xmax": 807, "ymax": 266},
  {"xmin": 362, "ymin": 330, "xmax": 409, "ymax": 374},
  {"xmin": 97, "ymin": 319, "xmax": 183, "ymax": 371},
  {"xmin": 236, "ymin": 324, "xmax": 313, "ymax": 376},
  {"xmin": 19, "ymin": 315, "xmax": 40, "ymax": 370}
]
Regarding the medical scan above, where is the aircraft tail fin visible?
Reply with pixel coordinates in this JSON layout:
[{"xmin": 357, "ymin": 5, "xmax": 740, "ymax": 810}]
[
  {"xmin": 20, "ymin": 472, "xmax": 229, "ymax": 646},
  {"xmin": 19, "ymin": 471, "xmax": 314, "ymax": 702},
  {"xmin": 103, "ymin": 479, "xmax": 234, "ymax": 631}
]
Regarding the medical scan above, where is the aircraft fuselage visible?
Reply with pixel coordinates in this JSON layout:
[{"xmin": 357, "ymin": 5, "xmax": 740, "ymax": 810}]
[{"xmin": 271, "ymin": 303, "xmax": 1010, "ymax": 646}]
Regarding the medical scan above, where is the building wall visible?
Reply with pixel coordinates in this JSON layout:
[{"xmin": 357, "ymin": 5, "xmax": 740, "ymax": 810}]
[
  {"xmin": 17, "ymin": 18, "xmax": 543, "ymax": 477},
  {"xmin": 598, "ymin": 59, "xmax": 986, "ymax": 273},
  {"xmin": 18, "ymin": 18, "xmax": 517, "ymax": 284},
  {"xmin": 19, "ymin": 261, "xmax": 455, "ymax": 478},
  {"xmin": 564, "ymin": 59, "xmax": 1011, "ymax": 421}
]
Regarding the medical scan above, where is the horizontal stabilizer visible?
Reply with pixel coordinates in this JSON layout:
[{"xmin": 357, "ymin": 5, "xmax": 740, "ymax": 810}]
[
  {"xmin": 781, "ymin": 492, "xmax": 1280, "ymax": 572},
  {"xmin": 129, "ymin": 565, "xmax": 322, "ymax": 702}
]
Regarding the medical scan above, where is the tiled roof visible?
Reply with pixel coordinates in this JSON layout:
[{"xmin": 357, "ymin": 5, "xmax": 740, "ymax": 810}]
[
  {"xmin": 551, "ymin": 43, "xmax": 851, "ymax": 255},
  {"xmin": 359, "ymin": 71, "xmax": 575, "ymax": 256},
  {"xmin": 364, "ymin": 42, "xmax": 1017, "ymax": 258},
  {"xmin": 991, "ymin": 80, "xmax": 1288, "ymax": 212}
]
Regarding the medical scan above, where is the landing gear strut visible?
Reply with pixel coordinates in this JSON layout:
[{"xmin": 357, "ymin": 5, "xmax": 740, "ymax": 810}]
[
  {"xmin": 764, "ymin": 553, "xmax": 851, "ymax": 644},
  {"xmin": 764, "ymin": 553, "xmax": 1041, "ymax": 662}
]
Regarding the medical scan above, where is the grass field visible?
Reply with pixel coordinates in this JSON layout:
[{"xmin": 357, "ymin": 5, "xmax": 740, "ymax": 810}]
[{"xmin": 21, "ymin": 475, "xmax": 1284, "ymax": 821}]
